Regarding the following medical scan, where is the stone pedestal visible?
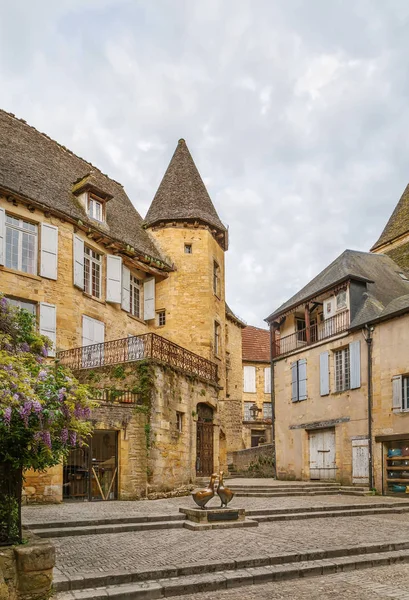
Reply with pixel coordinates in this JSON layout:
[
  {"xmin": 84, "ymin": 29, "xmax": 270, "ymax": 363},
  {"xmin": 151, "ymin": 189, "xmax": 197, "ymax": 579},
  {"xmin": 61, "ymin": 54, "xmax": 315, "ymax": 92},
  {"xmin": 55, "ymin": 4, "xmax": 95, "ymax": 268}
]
[{"xmin": 179, "ymin": 507, "xmax": 258, "ymax": 531}]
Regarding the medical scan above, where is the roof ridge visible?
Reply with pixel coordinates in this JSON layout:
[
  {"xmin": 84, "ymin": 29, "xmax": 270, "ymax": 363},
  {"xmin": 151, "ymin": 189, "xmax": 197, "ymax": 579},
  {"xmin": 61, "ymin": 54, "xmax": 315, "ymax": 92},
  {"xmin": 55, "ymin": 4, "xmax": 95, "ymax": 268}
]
[{"xmin": 0, "ymin": 109, "xmax": 124, "ymax": 187}]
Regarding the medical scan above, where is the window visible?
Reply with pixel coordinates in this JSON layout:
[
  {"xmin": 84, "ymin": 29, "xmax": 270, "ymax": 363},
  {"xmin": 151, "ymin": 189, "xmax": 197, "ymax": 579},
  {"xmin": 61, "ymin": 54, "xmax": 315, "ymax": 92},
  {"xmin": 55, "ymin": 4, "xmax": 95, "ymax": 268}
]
[
  {"xmin": 263, "ymin": 403, "xmax": 272, "ymax": 419},
  {"xmin": 176, "ymin": 412, "xmax": 183, "ymax": 432},
  {"xmin": 214, "ymin": 321, "xmax": 221, "ymax": 355},
  {"xmin": 243, "ymin": 366, "xmax": 256, "ymax": 392},
  {"xmin": 84, "ymin": 246, "xmax": 102, "ymax": 298},
  {"xmin": 251, "ymin": 430, "xmax": 266, "ymax": 448},
  {"xmin": 336, "ymin": 290, "xmax": 347, "ymax": 310},
  {"xmin": 335, "ymin": 347, "xmax": 350, "ymax": 392},
  {"xmin": 129, "ymin": 275, "xmax": 141, "ymax": 318},
  {"xmin": 213, "ymin": 261, "xmax": 221, "ymax": 297},
  {"xmin": 184, "ymin": 244, "xmax": 192, "ymax": 254},
  {"xmin": 392, "ymin": 375, "xmax": 409, "ymax": 411},
  {"xmin": 5, "ymin": 215, "xmax": 37, "ymax": 274},
  {"xmin": 264, "ymin": 367, "xmax": 271, "ymax": 394},
  {"xmin": 244, "ymin": 402, "xmax": 253, "ymax": 421},
  {"xmin": 88, "ymin": 196, "xmax": 104, "ymax": 222},
  {"xmin": 6, "ymin": 297, "xmax": 36, "ymax": 316},
  {"xmin": 291, "ymin": 359, "xmax": 307, "ymax": 402},
  {"xmin": 157, "ymin": 310, "xmax": 166, "ymax": 327}
]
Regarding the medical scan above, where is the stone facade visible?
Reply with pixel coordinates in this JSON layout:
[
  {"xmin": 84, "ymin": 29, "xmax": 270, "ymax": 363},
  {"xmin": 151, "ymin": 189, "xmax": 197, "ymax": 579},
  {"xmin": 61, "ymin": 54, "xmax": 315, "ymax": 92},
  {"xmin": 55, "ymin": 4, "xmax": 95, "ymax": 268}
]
[{"xmin": 242, "ymin": 360, "xmax": 273, "ymax": 448}]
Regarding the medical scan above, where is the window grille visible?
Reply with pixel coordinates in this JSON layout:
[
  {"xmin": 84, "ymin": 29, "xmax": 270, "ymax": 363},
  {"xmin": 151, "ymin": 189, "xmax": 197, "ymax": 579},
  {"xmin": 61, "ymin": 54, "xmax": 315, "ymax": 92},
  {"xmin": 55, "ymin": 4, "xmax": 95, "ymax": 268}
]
[
  {"xmin": 158, "ymin": 310, "xmax": 166, "ymax": 326},
  {"xmin": 335, "ymin": 347, "xmax": 350, "ymax": 392},
  {"xmin": 5, "ymin": 215, "xmax": 37, "ymax": 274},
  {"xmin": 84, "ymin": 246, "xmax": 102, "ymax": 298}
]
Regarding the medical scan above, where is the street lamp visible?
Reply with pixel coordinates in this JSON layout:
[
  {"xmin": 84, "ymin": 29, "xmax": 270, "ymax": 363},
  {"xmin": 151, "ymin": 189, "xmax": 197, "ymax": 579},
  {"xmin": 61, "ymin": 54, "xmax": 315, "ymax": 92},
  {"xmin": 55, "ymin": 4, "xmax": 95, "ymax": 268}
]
[{"xmin": 250, "ymin": 403, "xmax": 260, "ymax": 421}]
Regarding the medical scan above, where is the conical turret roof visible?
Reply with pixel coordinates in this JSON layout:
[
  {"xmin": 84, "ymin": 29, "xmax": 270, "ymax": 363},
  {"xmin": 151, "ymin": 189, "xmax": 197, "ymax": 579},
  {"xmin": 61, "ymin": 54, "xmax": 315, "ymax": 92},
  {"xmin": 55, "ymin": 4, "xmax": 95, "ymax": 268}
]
[{"xmin": 144, "ymin": 139, "xmax": 226, "ymax": 234}]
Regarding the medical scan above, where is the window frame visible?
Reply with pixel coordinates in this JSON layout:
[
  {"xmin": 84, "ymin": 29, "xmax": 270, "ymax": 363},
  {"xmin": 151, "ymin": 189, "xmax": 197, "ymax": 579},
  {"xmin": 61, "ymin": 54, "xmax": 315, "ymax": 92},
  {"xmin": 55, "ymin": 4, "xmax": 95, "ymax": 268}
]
[
  {"xmin": 129, "ymin": 274, "xmax": 141, "ymax": 318},
  {"xmin": 88, "ymin": 194, "xmax": 105, "ymax": 223},
  {"xmin": 6, "ymin": 297, "xmax": 37, "ymax": 317},
  {"xmin": 336, "ymin": 290, "xmax": 347, "ymax": 311},
  {"xmin": 214, "ymin": 320, "xmax": 221, "ymax": 356},
  {"xmin": 5, "ymin": 214, "xmax": 38, "ymax": 275},
  {"xmin": 244, "ymin": 402, "xmax": 253, "ymax": 421},
  {"xmin": 184, "ymin": 244, "xmax": 192, "ymax": 254},
  {"xmin": 334, "ymin": 346, "xmax": 350, "ymax": 392},
  {"xmin": 84, "ymin": 245, "xmax": 102, "ymax": 299},
  {"xmin": 176, "ymin": 411, "xmax": 183, "ymax": 433},
  {"xmin": 213, "ymin": 260, "xmax": 221, "ymax": 298},
  {"xmin": 157, "ymin": 310, "xmax": 166, "ymax": 327}
]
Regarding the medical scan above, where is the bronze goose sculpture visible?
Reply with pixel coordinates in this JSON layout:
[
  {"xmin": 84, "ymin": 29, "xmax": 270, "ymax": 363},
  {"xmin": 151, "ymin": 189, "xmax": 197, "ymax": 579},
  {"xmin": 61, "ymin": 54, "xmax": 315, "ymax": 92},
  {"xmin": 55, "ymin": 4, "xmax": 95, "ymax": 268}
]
[
  {"xmin": 192, "ymin": 473, "xmax": 217, "ymax": 508},
  {"xmin": 217, "ymin": 471, "xmax": 234, "ymax": 508}
]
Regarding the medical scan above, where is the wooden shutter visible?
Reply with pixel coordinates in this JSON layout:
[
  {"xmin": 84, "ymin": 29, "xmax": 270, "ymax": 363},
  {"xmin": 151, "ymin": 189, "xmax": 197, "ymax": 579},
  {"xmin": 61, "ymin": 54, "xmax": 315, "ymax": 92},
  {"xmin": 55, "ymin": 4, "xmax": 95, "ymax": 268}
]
[
  {"xmin": 319, "ymin": 351, "xmax": 330, "ymax": 396},
  {"xmin": 0, "ymin": 207, "xmax": 5, "ymax": 265},
  {"xmin": 121, "ymin": 265, "xmax": 131, "ymax": 311},
  {"xmin": 349, "ymin": 340, "xmax": 361, "ymax": 389},
  {"xmin": 291, "ymin": 362, "xmax": 298, "ymax": 402},
  {"xmin": 73, "ymin": 234, "xmax": 84, "ymax": 289},
  {"xmin": 143, "ymin": 278, "xmax": 155, "ymax": 320},
  {"xmin": 392, "ymin": 375, "xmax": 403, "ymax": 411},
  {"xmin": 298, "ymin": 358, "xmax": 307, "ymax": 400},
  {"xmin": 40, "ymin": 223, "xmax": 58, "ymax": 280},
  {"xmin": 264, "ymin": 367, "xmax": 271, "ymax": 394},
  {"xmin": 93, "ymin": 319, "xmax": 105, "ymax": 344},
  {"xmin": 39, "ymin": 302, "xmax": 57, "ymax": 357},
  {"xmin": 243, "ymin": 366, "xmax": 256, "ymax": 392},
  {"xmin": 106, "ymin": 255, "xmax": 122, "ymax": 303},
  {"xmin": 82, "ymin": 315, "xmax": 105, "ymax": 345}
]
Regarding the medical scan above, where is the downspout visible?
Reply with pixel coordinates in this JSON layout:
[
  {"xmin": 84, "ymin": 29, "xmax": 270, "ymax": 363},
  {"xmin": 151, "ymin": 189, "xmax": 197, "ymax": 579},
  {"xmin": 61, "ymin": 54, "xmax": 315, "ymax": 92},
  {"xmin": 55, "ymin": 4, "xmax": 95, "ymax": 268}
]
[
  {"xmin": 269, "ymin": 323, "xmax": 277, "ymax": 479},
  {"xmin": 364, "ymin": 325, "xmax": 374, "ymax": 490}
]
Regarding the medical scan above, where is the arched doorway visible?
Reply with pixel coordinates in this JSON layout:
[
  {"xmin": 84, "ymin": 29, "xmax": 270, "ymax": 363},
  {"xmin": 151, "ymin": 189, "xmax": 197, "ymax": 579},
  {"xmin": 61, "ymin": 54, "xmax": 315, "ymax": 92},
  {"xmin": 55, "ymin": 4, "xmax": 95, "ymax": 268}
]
[{"xmin": 196, "ymin": 404, "xmax": 214, "ymax": 476}]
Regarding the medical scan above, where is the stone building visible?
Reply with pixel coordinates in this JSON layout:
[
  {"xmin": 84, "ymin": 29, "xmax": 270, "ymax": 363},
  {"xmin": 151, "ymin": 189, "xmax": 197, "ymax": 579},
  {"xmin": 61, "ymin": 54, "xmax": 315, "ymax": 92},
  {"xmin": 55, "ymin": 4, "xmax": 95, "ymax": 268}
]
[
  {"xmin": 241, "ymin": 325, "xmax": 272, "ymax": 448},
  {"xmin": 266, "ymin": 188, "xmax": 409, "ymax": 494},
  {"xmin": 0, "ymin": 110, "xmax": 243, "ymax": 502}
]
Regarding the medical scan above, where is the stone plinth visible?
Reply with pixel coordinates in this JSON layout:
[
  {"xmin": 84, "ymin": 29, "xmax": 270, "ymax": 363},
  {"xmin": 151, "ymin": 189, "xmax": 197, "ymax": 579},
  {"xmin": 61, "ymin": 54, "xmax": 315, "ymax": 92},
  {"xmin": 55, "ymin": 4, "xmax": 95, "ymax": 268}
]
[{"xmin": 179, "ymin": 507, "xmax": 258, "ymax": 531}]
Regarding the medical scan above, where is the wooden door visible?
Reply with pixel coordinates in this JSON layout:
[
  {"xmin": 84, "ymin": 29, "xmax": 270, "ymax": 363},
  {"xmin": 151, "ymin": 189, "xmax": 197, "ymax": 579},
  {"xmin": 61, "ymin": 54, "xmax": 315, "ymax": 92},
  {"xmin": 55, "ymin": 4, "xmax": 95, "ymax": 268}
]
[
  {"xmin": 352, "ymin": 439, "xmax": 369, "ymax": 484},
  {"xmin": 196, "ymin": 404, "xmax": 214, "ymax": 476},
  {"xmin": 309, "ymin": 428, "xmax": 336, "ymax": 480}
]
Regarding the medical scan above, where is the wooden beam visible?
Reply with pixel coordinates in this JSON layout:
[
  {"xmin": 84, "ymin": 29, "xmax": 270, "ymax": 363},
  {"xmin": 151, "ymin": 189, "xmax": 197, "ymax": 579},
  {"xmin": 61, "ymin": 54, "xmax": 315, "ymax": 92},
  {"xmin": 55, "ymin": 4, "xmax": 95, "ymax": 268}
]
[{"xmin": 304, "ymin": 304, "xmax": 311, "ymax": 344}]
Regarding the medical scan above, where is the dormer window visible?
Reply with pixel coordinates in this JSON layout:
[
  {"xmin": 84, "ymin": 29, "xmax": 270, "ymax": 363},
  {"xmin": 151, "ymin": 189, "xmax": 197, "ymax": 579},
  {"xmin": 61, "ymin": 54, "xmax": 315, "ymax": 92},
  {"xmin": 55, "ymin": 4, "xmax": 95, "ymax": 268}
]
[{"xmin": 88, "ymin": 195, "xmax": 104, "ymax": 222}]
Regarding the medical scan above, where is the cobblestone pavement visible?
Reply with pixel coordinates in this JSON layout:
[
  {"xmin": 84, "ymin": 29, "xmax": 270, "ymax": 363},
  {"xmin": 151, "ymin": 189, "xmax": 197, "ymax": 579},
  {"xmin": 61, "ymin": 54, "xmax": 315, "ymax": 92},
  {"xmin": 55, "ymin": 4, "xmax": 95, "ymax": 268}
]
[
  {"xmin": 22, "ymin": 493, "xmax": 409, "ymax": 524},
  {"xmin": 53, "ymin": 513, "xmax": 409, "ymax": 576},
  {"xmin": 166, "ymin": 565, "xmax": 409, "ymax": 600}
]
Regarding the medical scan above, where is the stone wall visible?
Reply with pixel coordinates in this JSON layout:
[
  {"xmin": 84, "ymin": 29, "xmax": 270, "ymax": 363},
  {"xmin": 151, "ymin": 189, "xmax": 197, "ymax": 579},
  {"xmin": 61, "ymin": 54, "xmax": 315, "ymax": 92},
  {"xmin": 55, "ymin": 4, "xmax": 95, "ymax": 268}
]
[
  {"xmin": 228, "ymin": 444, "xmax": 275, "ymax": 477},
  {"xmin": 0, "ymin": 534, "xmax": 54, "ymax": 600}
]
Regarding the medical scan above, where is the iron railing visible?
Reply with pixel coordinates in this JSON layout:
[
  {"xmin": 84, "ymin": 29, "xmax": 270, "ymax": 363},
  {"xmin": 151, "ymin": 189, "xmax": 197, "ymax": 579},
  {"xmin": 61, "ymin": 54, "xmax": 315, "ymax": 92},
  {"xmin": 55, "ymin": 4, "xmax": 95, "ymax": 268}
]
[
  {"xmin": 92, "ymin": 389, "xmax": 139, "ymax": 404},
  {"xmin": 274, "ymin": 310, "xmax": 350, "ymax": 358},
  {"xmin": 57, "ymin": 333, "xmax": 218, "ymax": 384}
]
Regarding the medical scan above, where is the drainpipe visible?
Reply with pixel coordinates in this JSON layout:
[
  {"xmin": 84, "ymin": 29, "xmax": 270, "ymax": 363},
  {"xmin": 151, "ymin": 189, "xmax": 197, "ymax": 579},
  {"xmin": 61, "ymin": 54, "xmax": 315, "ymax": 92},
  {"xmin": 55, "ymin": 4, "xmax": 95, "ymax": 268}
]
[
  {"xmin": 364, "ymin": 325, "xmax": 374, "ymax": 490},
  {"xmin": 269, "ymin": 323, "xmax": 277, "ymax": 479}
]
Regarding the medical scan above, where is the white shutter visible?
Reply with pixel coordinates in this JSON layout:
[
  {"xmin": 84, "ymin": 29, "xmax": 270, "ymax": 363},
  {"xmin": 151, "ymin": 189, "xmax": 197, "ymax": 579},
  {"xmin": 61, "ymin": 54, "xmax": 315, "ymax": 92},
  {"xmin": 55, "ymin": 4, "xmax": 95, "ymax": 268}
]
[
  {"xmin": 93, "ymin": 319, "xmax": 105, "ymax": 344},
  {"xmin": 40, "ymin": 223, "xmax": 58, "ymax": 280},
  {"xmin": 106, "ymin": 255, "xmax": 122, "ymax": 303},
  {"xmin": 243, "ymin": 366, "xmax": 256, "ymax": 392},
  {"xmin": 392, "ymin": 375, "xmax": 403, "ymax": 411},
  {"xmin": 264, "ymin": 367, "xmax": 271, "ymax": 394},
  {"xmin": 82, "ymin": 315, "xmax": 94, "ymax": 346},
  {"xmin": 39, "ymin": 303, "xmax": 57, "ymax": 357},
  {"xmin": 121, "ymin": 265, "xmax": 131, "ymax": 311},
  {"xmin": 73, "ymin": 234, "xmax": 84, "ymax": 289},
  {"xmin": 319, "ymin": 351, "xmax": 330, "ymax": 396},
  {"xmin": 143, "ymin": 278, "xmax": 155, "ymax": 320},
  {"xmin": 349, "ymin": 340, "xmax": 361, "ymax": 389},
  {"xmin": 0, "ymin": 207, "xmax": 5, "ymax": 265},
  {"xmin": 298, "ymin": 358, "xmax": 307, "ymax": 400},
  {"xmin": 291, "ymin": 362, "xmax": 298, "ymax": 402}
]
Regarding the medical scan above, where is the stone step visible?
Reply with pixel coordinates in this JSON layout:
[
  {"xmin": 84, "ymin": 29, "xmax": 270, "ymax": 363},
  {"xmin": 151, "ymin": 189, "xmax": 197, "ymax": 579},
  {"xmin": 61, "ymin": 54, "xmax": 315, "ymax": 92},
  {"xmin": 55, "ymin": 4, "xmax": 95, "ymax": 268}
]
[
  {"xmin": 230, "ymin": 486, "xmax": 338, "ymax": 493},
  {"xmin": 26, "ymin": 513, "xmax": 185, "ymax": 531},
  {"xmin": 234, "ymin": 490, "xmax": 342, "ymax": 497},
  {"xmin": 252, "ymin": 506, "xmax": 409, "ymax": 522},
  {"xmin": 246, "ymin": 501, "xmax": 409, "ymax": 516},
  {"xmin": 33, "ymin": 519, "xmax": 185, "ymax": 538},
  {"xmin": 55, "ymin": 542, "xmax": 409, "ymax": 599}
]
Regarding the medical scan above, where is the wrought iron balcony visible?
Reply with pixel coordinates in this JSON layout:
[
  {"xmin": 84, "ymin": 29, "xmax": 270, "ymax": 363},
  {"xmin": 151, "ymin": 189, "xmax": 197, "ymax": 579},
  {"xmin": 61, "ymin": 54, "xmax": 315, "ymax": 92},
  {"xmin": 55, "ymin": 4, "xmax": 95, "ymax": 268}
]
[
  {"xmin": 57, "ymin": 333, "xmax": 218, "ymax": 384},
  {"xmin": 273, "ymin": 310, "xmax": 350, "ymax": 358}
]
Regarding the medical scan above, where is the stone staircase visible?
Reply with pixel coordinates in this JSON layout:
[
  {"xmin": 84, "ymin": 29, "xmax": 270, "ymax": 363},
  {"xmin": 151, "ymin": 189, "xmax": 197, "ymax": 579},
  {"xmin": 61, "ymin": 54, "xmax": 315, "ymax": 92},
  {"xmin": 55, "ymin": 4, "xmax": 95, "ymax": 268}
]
[
  {"xmin": 227, "ymin": 482, "xmax": 372, "ymax": 497},
  {"xmin": 55, "ymin": 540, "xmax": 409, "ymax": 599}
]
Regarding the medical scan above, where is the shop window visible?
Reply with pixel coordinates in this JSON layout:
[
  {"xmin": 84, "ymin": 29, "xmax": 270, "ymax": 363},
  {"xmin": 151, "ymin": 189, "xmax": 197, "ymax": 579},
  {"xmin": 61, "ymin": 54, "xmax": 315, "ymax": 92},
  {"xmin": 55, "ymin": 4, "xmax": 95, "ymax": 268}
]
[{"xmin": 384, "ymin": 440, "xmax": 409, "ymax": 495}]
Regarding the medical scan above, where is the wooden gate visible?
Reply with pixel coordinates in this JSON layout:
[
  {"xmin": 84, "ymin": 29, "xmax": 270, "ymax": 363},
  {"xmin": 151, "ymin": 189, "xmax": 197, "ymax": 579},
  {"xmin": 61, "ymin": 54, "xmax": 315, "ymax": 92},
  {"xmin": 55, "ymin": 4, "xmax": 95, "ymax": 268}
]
[
  {"xmin": 309, "ymin": 428, "xmax": 336, "ymax": 480},
  {"xmin": 352, "ymin": 439, "xmax": 369, "ymax": 484},
  {"xmin": 196, "ymin": 404, "xmax": 214, "ymax": 476}
]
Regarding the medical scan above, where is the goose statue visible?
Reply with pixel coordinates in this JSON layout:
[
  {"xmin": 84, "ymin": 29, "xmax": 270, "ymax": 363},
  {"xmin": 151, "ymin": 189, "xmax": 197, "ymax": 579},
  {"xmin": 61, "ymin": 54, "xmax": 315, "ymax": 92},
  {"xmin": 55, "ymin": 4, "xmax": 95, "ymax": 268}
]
[
  {"xmin": 192, "ymin": 473, "xmax": 217, "ymax": 508},
  {"xmin": 217, "ymin": 471, "xmax": 234, "ymax": 508}
]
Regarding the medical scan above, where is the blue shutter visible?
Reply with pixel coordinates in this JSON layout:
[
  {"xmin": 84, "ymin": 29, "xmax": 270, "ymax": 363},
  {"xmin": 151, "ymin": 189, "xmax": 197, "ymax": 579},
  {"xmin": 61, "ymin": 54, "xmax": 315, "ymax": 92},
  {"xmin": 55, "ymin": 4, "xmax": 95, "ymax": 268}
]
[
  {"xmin": 291, "ymin": 362, "xmax": 298, "ymax": 402},
  {"xmin": 320, "ymin": 352, "xmax": 330, "ymax": 396},
  {"xmin": 298, "ymin": 358, "xmax": 307, "ymax": 401},
  {"xmin": 350, "ymin": 340, "xmax": 361, "ymax": 389}
]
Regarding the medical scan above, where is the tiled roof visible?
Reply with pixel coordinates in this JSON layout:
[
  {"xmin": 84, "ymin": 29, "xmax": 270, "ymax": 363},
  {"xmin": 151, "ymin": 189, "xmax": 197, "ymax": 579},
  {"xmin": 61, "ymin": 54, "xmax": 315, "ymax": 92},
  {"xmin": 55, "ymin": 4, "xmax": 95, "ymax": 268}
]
[
  {"xmin": 372, "ymin": 184, "xmax": 409, "ymax": 250},
  {"xmin": 266, "ymin": 250, "xmax": 409, "ymax": 322},
  {"xmin": 242, "ymin": 325, "xmax": 271, "ymax": 363},
  {"xmin": 0, "ymin": 110, "xmax": 167, "ymax": 265},
  {"xmin": 144, "ymin": 139, "xmax": 226, "ymax": 234}
]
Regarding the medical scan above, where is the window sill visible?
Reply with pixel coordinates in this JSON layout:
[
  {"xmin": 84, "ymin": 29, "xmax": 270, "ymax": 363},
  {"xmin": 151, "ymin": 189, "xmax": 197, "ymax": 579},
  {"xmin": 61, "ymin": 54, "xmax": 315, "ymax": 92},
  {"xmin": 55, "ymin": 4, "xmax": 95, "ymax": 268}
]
[
  {"xmin": 125, "ymin": 311, "xmax": 146, "ymax": 325},
  {"xmin": 83, "ymin": 292, "xmax": 106, "ymax": 306},
  {"xmin": 0, "ymin": 266, "xmax": 41, "ymax": 281}
]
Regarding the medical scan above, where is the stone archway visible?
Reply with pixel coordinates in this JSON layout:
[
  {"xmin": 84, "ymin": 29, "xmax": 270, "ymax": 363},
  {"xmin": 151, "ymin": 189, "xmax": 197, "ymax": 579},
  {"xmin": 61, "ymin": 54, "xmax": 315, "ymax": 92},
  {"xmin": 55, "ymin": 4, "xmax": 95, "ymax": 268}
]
[{"xmin": 196, "ymin": 404, "xmax": 214, "ymax": 476}]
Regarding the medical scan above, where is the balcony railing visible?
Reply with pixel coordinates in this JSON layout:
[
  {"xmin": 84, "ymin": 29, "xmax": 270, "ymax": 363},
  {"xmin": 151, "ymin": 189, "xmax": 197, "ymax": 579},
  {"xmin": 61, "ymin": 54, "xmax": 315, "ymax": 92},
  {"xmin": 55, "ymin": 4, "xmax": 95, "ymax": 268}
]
[
  {"xmin": 57, "ymin": 333, "xmax": 218, "ymax": 384},
  {"xmin": 92, "ymin": 389, "xmax": 139, "ymax": 404},
  {"xmin": 273, "ymin": 310, "xmax": 350, "ymax": 358}
]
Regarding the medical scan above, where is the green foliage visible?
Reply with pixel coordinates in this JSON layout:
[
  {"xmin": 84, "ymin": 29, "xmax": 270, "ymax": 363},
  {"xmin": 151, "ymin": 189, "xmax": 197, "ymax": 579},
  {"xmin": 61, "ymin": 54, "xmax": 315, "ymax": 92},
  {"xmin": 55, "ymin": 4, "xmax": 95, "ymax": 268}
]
[
  {"xmin": 111, "ymin": 365, "xmax": 126, "ymax": 380},
  {"xmin": 200, "ymin": 389, "xmax": 206, "ymax": 397}
]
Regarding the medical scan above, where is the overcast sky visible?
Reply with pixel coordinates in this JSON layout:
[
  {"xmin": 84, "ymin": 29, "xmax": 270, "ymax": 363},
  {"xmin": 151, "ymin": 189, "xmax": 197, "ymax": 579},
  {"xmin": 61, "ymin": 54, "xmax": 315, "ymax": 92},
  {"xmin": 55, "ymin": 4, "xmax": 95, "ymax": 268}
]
[{"xmin": 1, "ymin": 1, "xmax": 408, "ymax": 327}]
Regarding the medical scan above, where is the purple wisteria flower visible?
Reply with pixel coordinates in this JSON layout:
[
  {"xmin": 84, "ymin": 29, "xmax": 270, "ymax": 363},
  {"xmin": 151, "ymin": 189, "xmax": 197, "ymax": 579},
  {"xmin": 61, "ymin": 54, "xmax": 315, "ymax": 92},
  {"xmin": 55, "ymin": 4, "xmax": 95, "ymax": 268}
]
[
  {"xmin": 69, "ymin": 431, "xmax": 77, "ymax": 446},
  {"xmin": 20, "ymin": 342, "xmax": 30, "ymax": 352},
  {"xmin": 41, "ymin": 347, "xmax": 48, "ymax": 358},
  {"xmin": 12, "ymin": 393, "xmax": 19, "ymax": 401},
  {"xmin": 41, "ymin": 430, "xmax": 52, "ymax": 449},
  {"xmin": 0, "ymin": 297, "xmax": 8, "ymax": 309},
  {"xmin": 3, "ymin": 407, "xmax": 12, "ymax": 427},
  {"xmin": 38, "ymin": 370, "xmax": 47, "ymax": 381},
  {"xmin": 58, "ymin": 388, "xmax": 66, "ymax": 402},
  {"xmin": 60, "ymin": 428, "xmax": 68, "ymax": 444},
  {"xmin": 19, "ymin": 401, "xmax": 33, "ymax": 427},
  {"xmin": 32, "ymin": 401, "xmax": 42, "ymax": 413}
]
